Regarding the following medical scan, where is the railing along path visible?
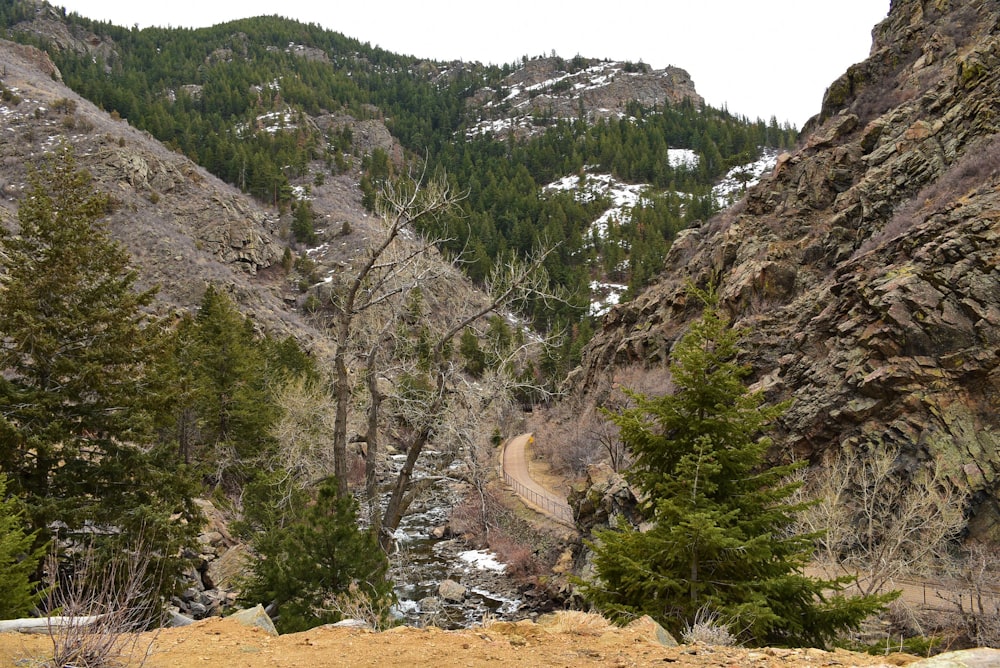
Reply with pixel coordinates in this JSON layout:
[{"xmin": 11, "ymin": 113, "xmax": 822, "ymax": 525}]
[{"xmin": 501, "ymin": 434, "xmax": 574, "ymax": 528}]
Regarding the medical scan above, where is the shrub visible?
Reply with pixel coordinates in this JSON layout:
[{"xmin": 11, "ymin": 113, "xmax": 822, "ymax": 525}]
[
  {"xmin": 681, "ymin": 608, "xmax": 738, "ymax": 646},
  {"xmin": 41, "ymin": 536, "xmax": 165, "ymax": 668},
  {"xmin": 239, "ymin": 478, "xmax": 394, "ymax": 633}
]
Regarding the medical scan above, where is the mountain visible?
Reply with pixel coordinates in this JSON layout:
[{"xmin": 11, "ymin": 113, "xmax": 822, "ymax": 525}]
[
  {"xmin": 465, "ymin": 55, "xmax": 703, "ymax": 140},
  {"xmin": 0, "ymin": 39, "xmax": 292, "ymax": 323},
  {"xmin": 1, "ymin": 0, "xmax": 797, "ymax": 372},
  {"xmin": 570, "ymin": 0, "xmax": 1000, "ymax": 537}
]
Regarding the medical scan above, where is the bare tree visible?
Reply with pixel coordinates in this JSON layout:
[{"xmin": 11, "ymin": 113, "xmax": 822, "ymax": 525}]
[
  {"xmin": 323, "ymin": 167, "xmax": 565, "ymax": 550},
  {"xmin": 327, "ymin": 171, "xmax": 460, "ymax": 498},
  {"xmin": 799, "ymin": 444, "xmax": 966, "ymax": 597},
  {"xmin": 376, "ymin": 245, "xmax": 562, "ymax": 550},
  {"xmin": 260, "ymin": 376, "xmax": 339, "ymax": 511},
  {"xmin": 937, "ymin": 542, "xmax": 1000, "ymax": 647}
]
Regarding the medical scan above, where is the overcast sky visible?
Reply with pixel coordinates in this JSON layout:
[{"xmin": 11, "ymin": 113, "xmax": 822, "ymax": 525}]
[{"xmin": 53, "ymin": 1, "xmax": 891, "ymax": 127}]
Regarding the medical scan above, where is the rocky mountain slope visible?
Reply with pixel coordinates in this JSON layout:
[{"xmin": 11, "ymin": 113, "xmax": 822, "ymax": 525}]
[
  {"xmin": 0, "ymin": 39, "xmax": 287, "ymax": 319},
  {"xmin": 0, "ymin": 33, "xmax": 427, "ymax": 354},
  {"xmin": 466, "ymin": 55, "xmax": 703, "ymax": 139},
  {"xmin": 571, "ymin": 0, "xmax": 1000, "ymax": 537}
]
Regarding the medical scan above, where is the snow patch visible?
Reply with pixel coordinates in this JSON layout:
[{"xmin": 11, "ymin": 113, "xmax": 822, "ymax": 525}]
[
  {"xmin": 590, "ymin": 281, "xmax": 628, "ymax": 317},
  {"xmin": 712, "ymin": 149, "xmax": 780, "ymax": 207},
  {"xmin": 667, "ymin": 148, "xmax": 698, "ymax": 169},
  {"xmin": 458, "ymin": 550, "xmax": 506, "ymax": 573}
]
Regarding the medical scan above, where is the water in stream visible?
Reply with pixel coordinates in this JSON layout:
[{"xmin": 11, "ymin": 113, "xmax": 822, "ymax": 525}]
[{"xmin": 385, "ymin": 453, "xmax": 523, "ymax": 629}]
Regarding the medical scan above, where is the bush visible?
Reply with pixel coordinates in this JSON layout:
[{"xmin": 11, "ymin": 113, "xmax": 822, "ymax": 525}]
[
  {"xmin": 239, "ymin": 478, "xmax": 395, "ymax": 633},
  {"xmin": 681, "ymin": 608, "xmax": 738, "ymax": 646},
  {"xmin": 41, "ymin": 535, "xmax": 165, "ymax": 668}
]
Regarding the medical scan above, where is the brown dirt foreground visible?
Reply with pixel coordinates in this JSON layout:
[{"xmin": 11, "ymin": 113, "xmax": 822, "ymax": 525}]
[{"xmin": 0, "ymin": 612, "xmax": 918, "ymax": 668}]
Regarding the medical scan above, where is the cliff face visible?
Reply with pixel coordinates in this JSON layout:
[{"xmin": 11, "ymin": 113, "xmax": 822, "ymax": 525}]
[
  {"xmin": 572, "ymin": 0, "xmax": 1000, "ymax": 536},
  {"xmin": 466, "ymin": 56, "xmax": 703, "ymax": 138}
]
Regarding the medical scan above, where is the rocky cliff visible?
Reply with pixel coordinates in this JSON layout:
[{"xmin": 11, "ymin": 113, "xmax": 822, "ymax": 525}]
[
  {"xmin": 571, "ymin": 0, "xmax": 1000, "ymax": 537},
  {"xmin": 467, "ymin": 56, "xmax": 703, "ymax": 138}
]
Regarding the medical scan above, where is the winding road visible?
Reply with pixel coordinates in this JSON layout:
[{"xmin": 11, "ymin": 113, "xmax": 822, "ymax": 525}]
[{"xmin": 501, "ymin": 433, "xmax": 574, "ymax": 527}]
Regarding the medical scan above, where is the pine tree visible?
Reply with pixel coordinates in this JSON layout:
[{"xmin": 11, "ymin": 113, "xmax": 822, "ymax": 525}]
[
  {"xmin": 581, "ymin": 288, "xmax": 890, "ymax": 647},
  {"xmin": 0, "ymin": 473, "xmax": 45, "ymax": 618},
  {"xmin": 0, "ymin": 146, "xmax": 198, "ymax": 577},
  {"xmin": 239, "ymin": 478, "xmax": 394, "ymax": 633}
]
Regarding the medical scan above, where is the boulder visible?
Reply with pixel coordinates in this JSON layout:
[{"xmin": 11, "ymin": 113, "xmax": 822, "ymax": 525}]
[
  {"xmin": 626, "ymin": 615, "xmax": 679, "ymax": 648},
  {"xmin": 908, "ymin": 649, "xmax": 1000, "ymax": 667},
  {"xmin": 228, "ymin": 605, "xmax": 278, "ymax": 637},
  {"xmin": 438, "ymin": 579, "xmax": 467, "ymax": 602}
]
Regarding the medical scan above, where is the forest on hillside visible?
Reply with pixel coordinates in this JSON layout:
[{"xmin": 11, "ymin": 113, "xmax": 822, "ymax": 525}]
[{"xmin": 0, "ymin": 1, "xmax": 797, "ymax": 379}]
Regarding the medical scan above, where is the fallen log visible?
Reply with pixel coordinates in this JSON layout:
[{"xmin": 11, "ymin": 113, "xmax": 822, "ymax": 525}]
[{"xmin": 0, "ymin": 615, "xmax": 106, "ymax": 634}]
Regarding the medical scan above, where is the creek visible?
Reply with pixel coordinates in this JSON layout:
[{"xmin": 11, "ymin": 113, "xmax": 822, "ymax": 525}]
[{"xmin": 384, "ymin": 452, "xmax": 525, "ymax": 629}]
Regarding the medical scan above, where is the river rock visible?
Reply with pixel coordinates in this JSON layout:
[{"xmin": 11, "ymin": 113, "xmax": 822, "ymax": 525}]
[
  {"xmin": 418, "ymin": 596, "xmax": 442, "ymax": 612},
  {"xmin": 438, "ymin": 579, "xmax": 467, "ymax": 602}
]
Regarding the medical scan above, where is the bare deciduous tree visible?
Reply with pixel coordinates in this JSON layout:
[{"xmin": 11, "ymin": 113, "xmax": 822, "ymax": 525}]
[
  {"xmin": 937, "ymin": 542, "xmax": 1000, "ymax": 647},
  {"xmin": 327, "ymin": 172, "xmax": 460, "ymax": 498},
  {"xmin": 323, "ymin": 167, "xmax": 565, "ymax": 550},
  {"xmin": 799, "ymin": 444, "xmax": 966, "ymax": 597}
]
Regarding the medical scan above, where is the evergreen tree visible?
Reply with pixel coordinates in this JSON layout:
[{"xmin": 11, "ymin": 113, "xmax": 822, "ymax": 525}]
[
  {"xmin": 581, "ymin": 289, "xmax": 890, "ymax": 647},
  {"xmin": 239, "ymin": 478, "xmax": 394, "ymax": 633},
  {"xmin": 151, "ymin": 286, "xmax": 294, "ymax": 488},
  {"xmin": 0, "ymin": 146, "xmax": 198, "ymax": 580},
  {"xmin": 0, "ymin": 473, "xmax": 45, "ymax": 618},
  {"xmin": 291, "ymin": 199, "xmax": 317, "ymax": 246}
]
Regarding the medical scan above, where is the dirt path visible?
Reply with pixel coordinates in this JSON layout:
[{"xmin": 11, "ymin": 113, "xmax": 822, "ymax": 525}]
[{"xmin": 502, "ymin": 433, "xmax": 574, "ymax": 526}]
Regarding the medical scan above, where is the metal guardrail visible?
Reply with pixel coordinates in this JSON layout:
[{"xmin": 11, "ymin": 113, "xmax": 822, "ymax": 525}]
[{"xmin": 502, "ymin": 467, "xmax": 575, "ymax": 527}]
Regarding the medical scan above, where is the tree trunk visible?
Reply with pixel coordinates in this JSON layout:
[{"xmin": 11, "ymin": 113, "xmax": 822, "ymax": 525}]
[
  {"xmin": 331, "ymin": 312, "xmax": 351, "ymax": 497},
  {"xmin": 365, "ymin": 366, "xmax": 383, "ymax": 533},
  {"xmin": 379, "ymin": 427, "xmax": 429, "ymax": 552}
]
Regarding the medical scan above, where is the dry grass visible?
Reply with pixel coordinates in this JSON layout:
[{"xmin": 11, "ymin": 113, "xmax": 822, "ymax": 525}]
[
  {"xmin": 854, "ymin": 133, "xmax": 1000, "ymax": 257},
  {"xmin": 681, "ymin": 608, "xmax": 738, "ymax": 647},
  {"xmin": 535, "ymin": 610, "xmax": 613, "ymax": 635}
]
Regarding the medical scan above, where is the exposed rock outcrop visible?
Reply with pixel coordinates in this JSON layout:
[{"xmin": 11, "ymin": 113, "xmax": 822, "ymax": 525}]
[
  {"xmin": 467, "ymin": 56, "xmax": 703, "ymax": 138},
  {"xmin": 0, "ymin": 38, "xmax": 304, "ymax": 336},
  {"xmin": 571, "ymin": 0, "xmax": 1000, "ymax": 537}
]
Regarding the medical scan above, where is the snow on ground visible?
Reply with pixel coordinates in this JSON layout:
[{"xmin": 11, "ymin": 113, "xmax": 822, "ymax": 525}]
[
  {"xmin": 545, "ymin": 172, "xmax": 648, "ymax": 239},
  {"xmin": 589, "ymin": 280, "xmax": 628, "ymax": 317},
  {"xmin": 466, "ymin": 115, "xmax": 536, "ymax": 138},
  {"xmin": 667, "ymin": 148, "xmax": 698, "ymax": 169},
  {"xmin": 458, "ymin": 549, "xmax": 507, "ymax": 573},
  {"xmin": 712, "ymin": 148, "xmax": 780, "ymax": 208}
]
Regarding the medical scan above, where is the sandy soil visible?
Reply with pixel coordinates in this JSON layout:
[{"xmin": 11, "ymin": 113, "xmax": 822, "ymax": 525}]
[{"xmin": 0, "ymin": 614, "xmax": 918, "ymax": 668}]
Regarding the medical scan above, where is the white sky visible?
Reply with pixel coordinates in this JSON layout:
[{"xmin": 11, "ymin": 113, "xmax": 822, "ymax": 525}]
[{"xmin": 54, "ymin": 1, "xmax": 891, "ymax": 127}]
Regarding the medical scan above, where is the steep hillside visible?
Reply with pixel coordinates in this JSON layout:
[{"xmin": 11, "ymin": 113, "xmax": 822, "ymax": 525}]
[
  {"xmin": 0, "ymin": 36, "xmax": 440, "ymax": 348},
  {"xmin": 572, "ymin": 0, "xmax": 1000, "ymax": 536},
  {"xmin": 0, "ymin": 40, "xmax": 291, "ymax": 321}
]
